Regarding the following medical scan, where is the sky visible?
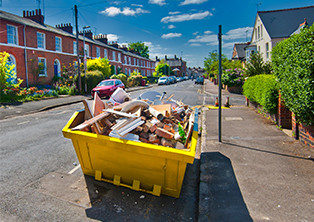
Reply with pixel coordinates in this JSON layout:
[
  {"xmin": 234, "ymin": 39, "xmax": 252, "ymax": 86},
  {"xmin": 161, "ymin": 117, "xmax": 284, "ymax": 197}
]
[{"xmin": 1, "ymin": 0, "xmax": 313, "ymax": 68}]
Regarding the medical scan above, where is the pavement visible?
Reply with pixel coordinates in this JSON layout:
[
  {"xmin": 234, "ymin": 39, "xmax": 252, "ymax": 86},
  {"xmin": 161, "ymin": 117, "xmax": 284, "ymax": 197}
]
[
  {"xmin": 199, "ymin": 80, "xmax": 314, "ymax": 222},
  {"xmin": 1, "ymin": 80, "xmax": 313, "ymax": 221}
]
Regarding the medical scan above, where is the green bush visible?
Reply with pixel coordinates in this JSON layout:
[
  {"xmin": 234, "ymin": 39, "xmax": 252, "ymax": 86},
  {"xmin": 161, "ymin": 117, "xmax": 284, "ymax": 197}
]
[
  {"xmin": 75, "ymin": 70, "xmax": 104, "ymax": 93},
  {"xmin": 86, "ymin": 58, "xmax": 111, "ymax": 78},
  {"xmin": 245, "ymin": 52, "xmax": 272, "ymax": 77},
  {"xmin": 272, "ymin": 24, "xmax": 314, "ymax": 125},
  {"xmin": 222, "ymin": 68, "xmax": 244, "ymax": 87},
  {"xmin": 243, "ymin": 74, "xmax": 278, "ymax": 113},
  {"xmin": 117, "ymin": 73, "xmax": 128, "ymax": 86}
]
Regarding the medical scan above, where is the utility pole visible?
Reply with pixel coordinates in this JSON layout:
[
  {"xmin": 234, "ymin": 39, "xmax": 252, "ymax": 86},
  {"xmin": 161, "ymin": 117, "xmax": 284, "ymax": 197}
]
[
  {"xmin": 83, "ymin": 26, "xmax": 90, "ymax": 94},
  {"xmin": 218, "ymin": 25, "xmax": 222, "ymax": 142},
  {"xmin": 74, "ymin": 5, "xmax": 81, "ymax": 93}
]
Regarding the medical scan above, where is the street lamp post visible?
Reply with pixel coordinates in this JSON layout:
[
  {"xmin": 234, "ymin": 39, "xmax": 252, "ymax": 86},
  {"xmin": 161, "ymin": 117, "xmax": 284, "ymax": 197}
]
[{"xmin": 83, "ymin": 26, "xmax": 90, "ymax": 94}]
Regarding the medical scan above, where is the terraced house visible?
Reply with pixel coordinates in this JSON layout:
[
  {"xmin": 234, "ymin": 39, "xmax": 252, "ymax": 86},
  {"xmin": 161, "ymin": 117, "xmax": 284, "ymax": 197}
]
[{"xmin": 0, "ymin": 9, "xmax": 155, "ymax": 87}]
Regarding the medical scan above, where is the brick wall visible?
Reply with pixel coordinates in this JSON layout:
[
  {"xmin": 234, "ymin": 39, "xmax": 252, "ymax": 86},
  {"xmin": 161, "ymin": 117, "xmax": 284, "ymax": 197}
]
[{"xmin": 278, "ymin": 92, "xmax": 292, "ymax": 129}]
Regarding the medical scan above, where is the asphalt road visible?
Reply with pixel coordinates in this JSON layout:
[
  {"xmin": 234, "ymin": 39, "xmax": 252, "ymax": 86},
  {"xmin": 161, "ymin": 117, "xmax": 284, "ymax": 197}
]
[{"xmin": 0, "ymin": 80, "xmax": 205, "ymax": 221}]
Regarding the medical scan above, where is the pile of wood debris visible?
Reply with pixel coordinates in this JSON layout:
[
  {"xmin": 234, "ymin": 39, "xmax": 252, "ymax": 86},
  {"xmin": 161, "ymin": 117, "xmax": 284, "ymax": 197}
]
[{"xmin": 71, "ymin": 89, "xmax": 196, "ymax": 150}]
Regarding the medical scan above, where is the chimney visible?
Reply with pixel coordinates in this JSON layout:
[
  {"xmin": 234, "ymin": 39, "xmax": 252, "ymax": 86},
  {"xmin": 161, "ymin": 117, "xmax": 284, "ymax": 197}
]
[
  {"xmin": 94, "ymin": 34, "xmax": 108, "ymax": 44},
  {"xmin": 165, "ymin": 55, "xmax": 167, "ymax": 60},
  {"xmin": 56, "ymin": 23, "xmax": 73, "ymax": 34},
  {"xmin": 110, "ymin": 41, "xmax": 119, "ymax": 48},
  {"xmin": 23, "ymin": 9, "xmax": 44, "ymax": 25},
  {"xmin": 79, "ymin": 30, "xmax": 93, "ymax": 39},
  {"xmin": 174, "ymin": 55, "xmax": 177, "ymax": 59}
]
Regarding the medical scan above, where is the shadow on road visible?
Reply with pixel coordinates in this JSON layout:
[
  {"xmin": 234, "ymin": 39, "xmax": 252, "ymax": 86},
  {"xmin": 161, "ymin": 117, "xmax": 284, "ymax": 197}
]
[
  {"xmin": 84, "ymin": 158, "xmax": 200, "ymax": 222},
  {"xmin": 199, "ymin": 152, "xmax": 252, "ymax": 222}
]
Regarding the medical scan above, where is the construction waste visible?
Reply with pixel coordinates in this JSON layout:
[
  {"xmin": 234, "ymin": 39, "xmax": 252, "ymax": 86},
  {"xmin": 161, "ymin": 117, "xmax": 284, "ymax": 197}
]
[{"xmin": 71, "ymin": 88, "xmax": 196, "ymax": 150}]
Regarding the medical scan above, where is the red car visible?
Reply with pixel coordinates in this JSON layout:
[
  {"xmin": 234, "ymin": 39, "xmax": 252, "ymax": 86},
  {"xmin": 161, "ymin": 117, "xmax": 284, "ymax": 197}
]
[{"xmin": 91, "ymin": 79, "xmax": 125, "ymax": 98}]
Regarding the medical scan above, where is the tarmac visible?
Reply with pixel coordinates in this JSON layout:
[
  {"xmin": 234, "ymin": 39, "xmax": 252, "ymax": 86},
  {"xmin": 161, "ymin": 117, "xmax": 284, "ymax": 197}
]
[{"xmin": 1, "ymin": 80, "xmax": 313, "ymax": 221}]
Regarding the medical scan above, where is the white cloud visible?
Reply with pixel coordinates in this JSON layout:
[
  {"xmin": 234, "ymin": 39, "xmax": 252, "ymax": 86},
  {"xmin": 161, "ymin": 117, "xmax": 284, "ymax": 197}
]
[
  {"xmin": 180, "ymin": 0, "xmax": 208, "ymax": 6},
  {"xmin": 161, "ymin": 11, "xmax": 212, "ymax": 23},
  {"xmin": 169, "ymin": 11, "xmax": 181, "ymax": 15},
  {"xmin": 168, "ymin": 24, "xmax": 176, "ymax": 29},
  {"xmin": 224, "ymin": 27, "xmax": 253, "ymax": 40},
  {"xmin": 188, "ymin": 33, "xmax": 217, "ymax": 43},
  {"xmin": 131, "ymin": 4, "xmax": 143, "ymax": 7},
  {"xmin": 190, "ymin": 43, "xmax": 202, "ymax": 47},
  {"xmin": 193, "ymin": 31, "xmax": 199, "ymax": 35},
  {"xmin": 100, "ymin": 6, "xmax": 150, "ymax": 17},
  {"xmin": 149, "ymin": 0, "xmax": 166, "ymax": 6},
  {"xmin": 204, "ymin": 30, "xmax": 212, "ymax": 34},
  {"xmin": 162, "ymin": 33, "xmax": 182, "ymax": 39},
  {"xmin": 107, "ymin": 34, "xmax": 119, "ymax": 42}
]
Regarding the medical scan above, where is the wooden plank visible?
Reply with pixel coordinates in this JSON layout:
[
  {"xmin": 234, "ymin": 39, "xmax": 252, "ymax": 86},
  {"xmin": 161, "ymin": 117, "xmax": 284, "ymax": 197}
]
[
  {"xmin": 93, "ymin": 92, "xmax": 105, "ymax": 116},
  {"xmin": 82, "ymin": 100, "xmax": 101, "ymax": 134},
  {"xmin": 71, "ymin": 111, "xmax": 110, "ymax": 131},
  {"xmin": 150, "ymin": 104, "xmax": 172, "ymax": 116}
]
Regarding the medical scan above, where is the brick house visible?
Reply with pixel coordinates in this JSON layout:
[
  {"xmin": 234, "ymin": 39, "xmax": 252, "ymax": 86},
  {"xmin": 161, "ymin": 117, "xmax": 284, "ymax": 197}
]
[
  {"xmin": 0, "ymin": 9, "xmax": 155, "ymax": 87},
  {"xmin": 155, "ymin": 55, "xmax": 187, "ymax": 77},
  {"xmin": 247, "ymin": 5, "xmax": 314, "ymax": 62}
]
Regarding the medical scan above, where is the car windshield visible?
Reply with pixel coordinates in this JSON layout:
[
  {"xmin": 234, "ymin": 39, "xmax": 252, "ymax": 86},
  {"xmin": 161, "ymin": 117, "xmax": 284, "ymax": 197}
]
[
  {"xmin": 98, "ymin": 80, "xmax": 114, "ymax": 86},
  {"xmin": 160, "ymin": 77, "xmax": 167, "ymax": 80}
]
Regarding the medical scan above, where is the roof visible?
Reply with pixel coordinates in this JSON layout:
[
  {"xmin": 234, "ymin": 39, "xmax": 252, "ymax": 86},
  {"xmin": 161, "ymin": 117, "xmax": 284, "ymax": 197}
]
[
  {"xmin": 232, "ymin": 43, "xmax": 250, "ymax": 59},
  {"xmin": 258, "ymin": 5, "xmax": 314, "ymax": 38},
  {"xmin": 0, "ymin": 10, "xmax": 152, "ymax": 61}
]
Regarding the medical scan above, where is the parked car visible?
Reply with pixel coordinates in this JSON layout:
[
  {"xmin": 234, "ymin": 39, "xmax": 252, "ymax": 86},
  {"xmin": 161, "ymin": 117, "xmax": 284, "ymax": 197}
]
[
  {"xmin": 158, "ymin": 77, "xmax": 170, "ymax": 85},
  {"xmin": 195, "ymin": 77, "xmax": 204, "ymax": 85},
  {"xmin": 91, "ymin": 79, "xmax": 125, "ymax": 98},
  {"xmin": 169, "ymin": 76, "xmax": 177, "ymax": 84},
  {"xmin": 176, "ymin": 77, "xmax": 182, "ymax": 82}
]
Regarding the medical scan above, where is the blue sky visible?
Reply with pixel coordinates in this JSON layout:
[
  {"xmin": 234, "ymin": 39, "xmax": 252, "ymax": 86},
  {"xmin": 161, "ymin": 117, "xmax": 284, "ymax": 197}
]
[{"xmin": 1, "ymin": 0, "xmax": 313, "ymax": 67}]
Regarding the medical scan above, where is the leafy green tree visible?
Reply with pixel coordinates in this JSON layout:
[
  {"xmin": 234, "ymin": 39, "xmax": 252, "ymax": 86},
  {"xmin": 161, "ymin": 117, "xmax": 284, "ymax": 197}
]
[
  {"xmin": 245, "ymin": 52, "xmax": 272, "ymax": 77},
  {"xmin": 128, "ymin": 42, "xmax": 149, "ymax": 59},
  {"xmin": 272, "ymin": 24, "xmax": 314, "ymax": 125},
  {"xmin": 204, "ymin": 52, "xmax": 235, "ymax": 78},
  {"xmin": 155, "ymin": 59, "xmax": 172, "ymax": 76}
]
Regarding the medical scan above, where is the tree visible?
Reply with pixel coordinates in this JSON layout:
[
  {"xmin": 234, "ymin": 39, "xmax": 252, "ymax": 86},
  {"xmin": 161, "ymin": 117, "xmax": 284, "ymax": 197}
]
[
  {"xmin": 155, "ymin": 59, "xmax": 173, "ymax": 77},
  {"xmin": 204, "ymin": 52, "xmax": 232, "ymax": 78},
  {"xmin": 128, "ymin": 42, "xmax": 149, "ymax": 59},
  {"xmin": 245, "ymin": 52, "xmax": 272, "ymax": 77}
]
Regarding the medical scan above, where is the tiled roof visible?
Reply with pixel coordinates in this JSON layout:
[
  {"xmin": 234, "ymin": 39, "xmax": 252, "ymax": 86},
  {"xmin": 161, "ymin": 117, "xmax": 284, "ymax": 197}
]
[{"xmin": 258, "ymin": 5, "xmax": 314, "ymax": 38}]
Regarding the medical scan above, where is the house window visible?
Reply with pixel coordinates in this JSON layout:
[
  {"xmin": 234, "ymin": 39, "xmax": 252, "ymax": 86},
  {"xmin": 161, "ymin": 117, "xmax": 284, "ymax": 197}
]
[
  {"xmin": 134, "ymin": 58, "xmax": 136, "ymax": 65},
  {"xmin": 7, "ymin": 25, "xmax": 18, "ymax": 45},
  {"xmin": 258, "ymin": 46, "xmax": 260, "ymax": 52},
  {"xmin": 125, "ymin": 68, "xmax": 127, "ymax": 74},
  {"xmin": 84, "ymin": 44, "xmax": 90, "ymax": 57},
  {"xmin": 104, "ymin": 49, "xmax": 108, "ymax": 58},
  {"xmin": 118, "ymin": 53, "xmax": 121, "ymax": 62},
  {"xmin": 73, "ymin": 41, "xmax": 77, "ymax": 55},
  {"xmin": 55, "ymin": 36, "xmax": 62, "ymax": 52},
  {"xmin": 124, "ymin": 56, "xmax": 127, "ymax": 64},
  {"xmin": 96, "ymin": 47, "xmax": 100, "ymax": 58},
  {"xmin": 260, "ymin": 25, "xmax": 263, "ymax": 38},
  {"xmin": 37, "ymin": 32, "xmax": 45, "ymax": 49},
  {"xmin": 258, "ymin": 26, "xmax": 260, "ymax": 40},
  {"xmin": 38, "ymin": 57, "xmax": 47, "ymax": 77},
  {"xmin": 129, "ymin": 57, "xmax": 131, "ymax": 64},
  {"xmin": 255, "ymin": 28, "xmax": 257, "ymax": 41},
  {"xmin": 266, "ymin": 43, "xmax": 270, "ymax": 60},
  {"xmin": 112, "ymin": 51, "xmax": 116, "ymax": 61}
]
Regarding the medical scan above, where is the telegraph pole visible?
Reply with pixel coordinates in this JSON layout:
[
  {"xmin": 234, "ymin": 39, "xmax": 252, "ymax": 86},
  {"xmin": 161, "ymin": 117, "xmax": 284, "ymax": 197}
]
[
  {"xmin": 74, "ymin": 5, "xmax": 81, "ymax": 93},
  {"xmin": 218, "ymin": 25, "xmax": 222, "ymax": 142}
]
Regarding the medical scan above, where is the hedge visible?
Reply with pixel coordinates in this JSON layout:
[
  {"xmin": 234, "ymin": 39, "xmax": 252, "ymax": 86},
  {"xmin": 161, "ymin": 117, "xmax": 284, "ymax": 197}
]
[
  {"xmin": 272, "ymin": 24, "xmax": 314, "ymax": 125},
  {"xmin": 74, "ymin": 70, "xmax": 104, "ymax": 93},
  {"xmin": 243, "ymin": 74, "xmax": 278, "ymax": 113}
]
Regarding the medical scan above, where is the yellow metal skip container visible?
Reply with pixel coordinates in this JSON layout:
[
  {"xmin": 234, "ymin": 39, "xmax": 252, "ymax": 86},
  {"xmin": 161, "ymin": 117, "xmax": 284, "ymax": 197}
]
[{"xmin": 62, "ymin": 109, "xmax": 198, "ymax": 198}]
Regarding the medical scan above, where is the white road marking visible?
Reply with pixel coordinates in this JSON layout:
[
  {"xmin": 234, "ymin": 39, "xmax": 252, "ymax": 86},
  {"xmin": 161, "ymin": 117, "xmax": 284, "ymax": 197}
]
[
  {"xmin": 17, "ymin": 120, "xmax": 30, "ymax": 125},
  {"xmin": 68, "ymin": 164, "xmax": 81, "ymax": 174}
]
